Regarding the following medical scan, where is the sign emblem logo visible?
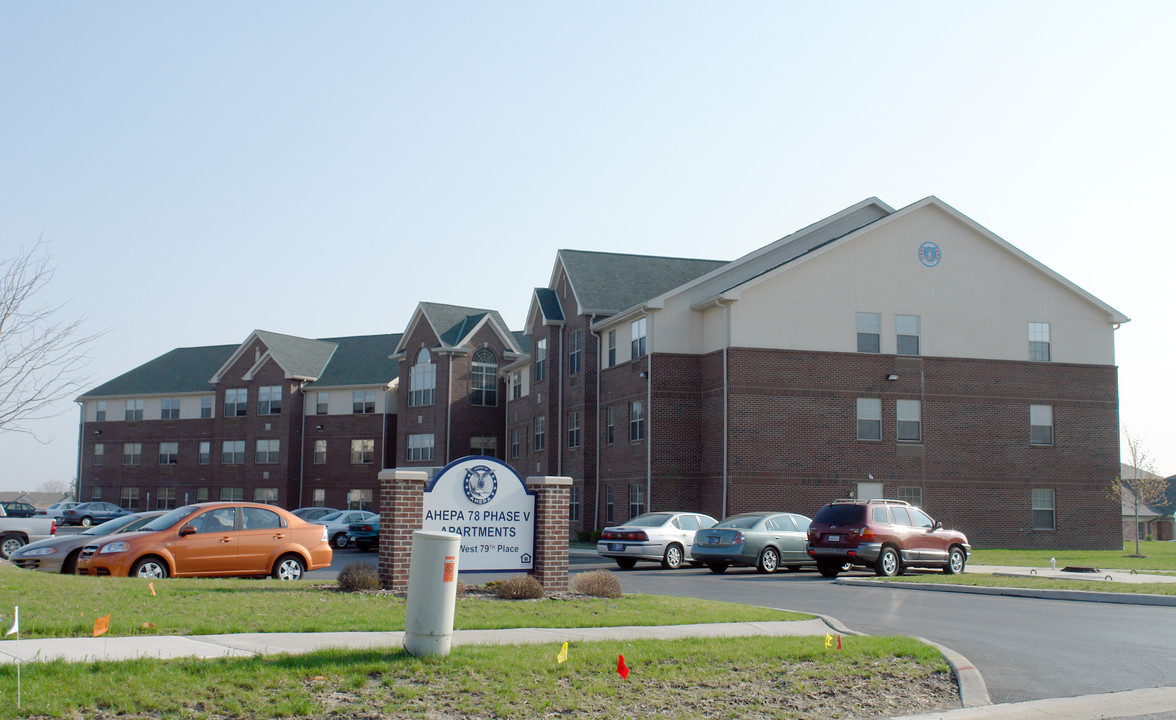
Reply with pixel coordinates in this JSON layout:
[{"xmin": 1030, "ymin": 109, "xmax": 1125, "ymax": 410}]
[
  {"xmin": 918, "ymin": 242, "xmax": 942, "ymax": 267},
  {"xmin": 463, "ymin": 465, "xmax": 498, "ymax": 505}
]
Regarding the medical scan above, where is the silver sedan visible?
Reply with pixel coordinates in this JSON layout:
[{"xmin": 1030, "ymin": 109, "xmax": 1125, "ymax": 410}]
[
  {"xmin": 596, "ymin": 511, "xmax": 718, "ymax": 569},
  {"xmin": 9, "ymin": 511, "xmax": 164, "ymax": 573}
]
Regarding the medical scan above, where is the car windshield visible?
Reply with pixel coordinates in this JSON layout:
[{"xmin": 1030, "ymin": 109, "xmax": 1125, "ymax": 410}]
[
  {"xmin": 80, "ymin": 513, "xmax": 145, "ymax": 536},
  {"xmin": 716, "ymin": 515, "xmax": 765, "ymax": 529},
  {"xmin": 316, "ymin": 511, "xmax": 345, "ymax": 523},
  {"xmin": 813, "ymin": 505, "xmax": 866, "ymax": 524},
  {"xmin": 622, "ymin": 513, "xmax": 673, "ymax": 527},
  {"xmin": 137, "ymin": 505, "xmax": 202, "ymax": 532}
]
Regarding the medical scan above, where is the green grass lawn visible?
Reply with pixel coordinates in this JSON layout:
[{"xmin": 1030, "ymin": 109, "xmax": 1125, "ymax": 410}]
[
  {"xmin": 889, "ymin": 573, "xmax": 1176, "ymax": 595},
  {"xmin": 0, "ymin": 563, "xmax": 805, "ymax": 639},
  {"xmin": 971, "ymin": 541, "xmax": 1176, "ymax": 572}
]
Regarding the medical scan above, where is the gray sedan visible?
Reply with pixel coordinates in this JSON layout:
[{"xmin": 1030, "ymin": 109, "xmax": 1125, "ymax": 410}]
[
  {"xmin": 692, "ymin": 511, "xmax": 813, "ymax": 574},
  {"xmin": 596, "ymin": 512, "xmax": 718, "ymax": 569},
  {"xmin": 9, "ymin": 511, "xmax": 164, "ymax": 573}
]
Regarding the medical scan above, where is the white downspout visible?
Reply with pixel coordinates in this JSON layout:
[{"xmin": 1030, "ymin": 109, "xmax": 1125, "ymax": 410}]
[
  {"xmin": 298, "ymin": 383, "xmax": 307, "ymax": 508},
  {"xmin": 556, "ymin": 325, "xmax": 563, "ymax": 477},
  {"xmin": 645, "ymin": 312, "xmax": 652, "ymax": 512},
  {"xmin": 446, "ymin": 352, "xmax": 453, "ymax": 463},
  {"xmin": 589, "ymin": 317, "xmax": 601, "ymax": 531},
  {"xmin": 723, "ymin": 300, "xmax": 731, "ymax": 519}
]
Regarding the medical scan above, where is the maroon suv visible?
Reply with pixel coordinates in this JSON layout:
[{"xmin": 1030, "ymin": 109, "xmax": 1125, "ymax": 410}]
[{"xmin": 806, "ymin": 498, "xmax": 970, "ymax": 578}]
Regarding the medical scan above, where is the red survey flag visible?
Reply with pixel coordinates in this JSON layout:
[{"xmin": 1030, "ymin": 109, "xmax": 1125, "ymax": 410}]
[
  {"xmin": 617, "ymin": 654, "xmax": 630, "ymax": 679},
  {"xmin": 93, "ymin": 614, "xmax": 110, "ymax": 637},
  {"xmin": 836, "ymin": 635, "xmax": 842, "ymax": 650}
]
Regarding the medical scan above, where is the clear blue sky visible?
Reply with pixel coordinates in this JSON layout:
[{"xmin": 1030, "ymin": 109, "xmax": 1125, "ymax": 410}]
[{"xmin": 2, "ymin": 2, "xmax": 1172, "ymax": 493}]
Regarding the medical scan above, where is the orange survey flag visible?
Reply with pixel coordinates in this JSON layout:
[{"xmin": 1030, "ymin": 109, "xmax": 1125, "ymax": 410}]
[
  {"xmin": 617, "ymin": 654, "xmax": 630, "ymax": 679},
  {"xmin": 93, "ymin": 614, "xmax": 110, "ymax": 637}
]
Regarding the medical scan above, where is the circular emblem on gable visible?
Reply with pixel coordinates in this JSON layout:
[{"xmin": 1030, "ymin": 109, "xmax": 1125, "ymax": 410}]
[
  {"xmin": 463, "ymin": 465, "xmax": 498, "ymax": 505},
  {"xmin": 918, "ymin": 242, "xmax": 942, "ymax": 267}
]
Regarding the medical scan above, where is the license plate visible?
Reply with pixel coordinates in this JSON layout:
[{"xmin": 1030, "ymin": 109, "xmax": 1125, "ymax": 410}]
[
  {"xmin": 609, "ymin": 543, "xmax": 625, "ymax": 552},
  {"xmin": 826, "ymin": 534, "xmax": 841, "ymax": 542},
  {"xmin": 707, "ymin": 536, "xmax": 719, "ymax": 545}
]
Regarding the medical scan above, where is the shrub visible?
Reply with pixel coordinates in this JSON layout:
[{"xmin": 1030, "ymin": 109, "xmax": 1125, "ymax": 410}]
[
  {"xmin": 494, "ymin": 574, "xmax": 545, "ymax": 600},
  {"xmin": 577, "ymin": 529, "xmax": 603, "ymax": 544},
  {"xmin": 337, "ymin": 561, "xmax": 381, "ymax": 592},
  {"xmin": 569, "ymin": 569, "xmax": 622, "ymax": 598}
]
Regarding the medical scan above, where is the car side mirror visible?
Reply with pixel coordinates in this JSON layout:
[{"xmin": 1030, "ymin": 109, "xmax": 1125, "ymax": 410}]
[
  {"xmin": 934, "ymin": 521, "xmax": 943, "ymax": 530},
  {"xmin": 180, "ymin": 524, "xmax": 197, "ymax": 537}
]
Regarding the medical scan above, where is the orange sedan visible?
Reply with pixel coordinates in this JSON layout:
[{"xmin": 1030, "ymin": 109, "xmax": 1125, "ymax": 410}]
[{"xmin": 76, "ymin": 502, "xmax": 333, "ymax": 580}]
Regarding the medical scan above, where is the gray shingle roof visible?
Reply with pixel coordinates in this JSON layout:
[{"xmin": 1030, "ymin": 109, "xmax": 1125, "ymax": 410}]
[
  {"xmin": 81, "ymin": 344, "xmax": 237, "ymax": 398},
  {"xmin": 254, "ymin": 330, "xmax": 339, "ymax": 380},
  {"xmin": 558, "ymin": 250, "xmax": 728, "ymax": 315},
  {"xmin": 312, "ymin": 334, "xmax": 402, "ymax": 387},
  {"xmin": 419, "ymin": 302, "xmax": 516, "ymax": 349}
]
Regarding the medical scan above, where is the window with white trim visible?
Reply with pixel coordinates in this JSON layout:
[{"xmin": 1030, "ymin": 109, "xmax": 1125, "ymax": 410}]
[
  {"xmin": 353, "ymin": 389, "xmax": 376, "ymax": 414},
  {"xmin": 569, "ymin": 485, "xmax": 580, "ymax": 522},
  {"xmin": 471, "ymin": 349, "xmax": 498, "ymax": 406},
  {"xmin": 198, "ymin": 441, "xmax": 210, "ymax": 465},
  {"xmin": 315, "ymin": 391, "xmax": 329, "ymax": 415},
  {"xmin": 159, "ymin": 442, "xmax": 179, "ymax": 465},
  {"xmin": 258, "ymin": 386, "xmax": 282, "ymax": 415},
  {"xmin": 93, "ymin": 443, "xmax": 104, "ymax": 466},
  {"xmin": 1028, "ymin": 322, "xmax": 1051, "ymax": 362},
  {"xmin": 857, "ymin": 398, "xmax": 881, "ymax": 441},
  {"xmin": 313, "ymin": 439, "xmax": 327, "ymax": 464},
  {"xmin": 350, "ymin": 438, "xmax": 375, "ymax": 464},
  {"xmin": 407, "ymin": 434, "xmax": 434, "ymax": 462},
  {"xmin": 856, "ymin": 312, "xmax": 881, "ymax": 353},
  {"xmin": 96, "ymin": 400, "xmax": 106, "ymax": 422},
  {"xmin": 1030, "ymin": 405, "xmax": 1053, "ymax": 446},
  {"xmin": 312, "ymin": 489, "xmax": 326, "ymax": 507},
  {"xmin": 471, "ymin": 436, "xmax": 497, "ymax": 458},
  {"xmin": 534, "ymin": 416, "xmax": 546, "ymax": 451},
  {"xmin": 256, "ymin": 439, "xmax": 280, "ymax": 464},
  {"xmin": 409, "ymin": 348, "xmax": 436, "ymax": 406},
  {"xmin": 1032, "ymin": 488, "xmax": 1055, "ymax": 530},
  {"xmin": 629, "ymin": 483, "xmax": 646, "ymax": 517},
  {"xmin": 896, "ymin": 315, "xmax": 920, "ymax": 356},
  {"xmin": 534, "ymin": 339, "xmax": 547, "ymax": 382},
  {"xmin": 606, "ymin": 406, "xmax": 615, "ymax": 445},
  {"xmin": 161, "ymin": 397, "xmax": 180, "ymax": 420},
  {"xmin": 510, "ymin": 428, "xmax": 520, "ymax": 459},
  {"xmin": 510, "ymin": 371, "xmax": 522, "ymax": 400},
  {"xmin": 896, "ymin": 399, "xmax": 921, "ymax": 442},
  {"xmin": 121, "ymin": 486, "xmax": 140, "ymax": 511},
  {"xmin": 156, "ymin": 487, "xmax": 176, "ymax": 510},
  {"xmin": 568, "ymin": 411, "xmax": 581, "ymax": 448},
  {"xmin": 220, "ymin": 487, "xmax": 244, "ymax": 502},
  {"xmin": 605, "ymin": 485, "xmax": 614, "ymax": 523},
  {"xmin": 348, "ymin": 488, "xmax": 372, "ymax": 511},
  {"xmin": 630, "ymin": 318, "xmax": 647, "ymax": 359},
  {"xmin": 125, "ymin": 398, "xmax": 144, "ymax": 421},
  {"xmin": 123, "ymin": 443, "xmax": 142, "ymax": 466},
  {"xmin": 221, "ymin": 440, "xmax": 245, "ymax": 465},
  {"xmin": 568, "ymin": 330, "xmax": 582, "ymax": 375},
  {"xmin": 607, "ymin": 330, "xmax": 617, "ymax": 367},
  {"xmin": 630, "ymin": 401, "xmax": 645, "ymax": 441},
  {"xmin": 896, "ymin": 486, "xmax": 922, "ymax": 507},
  {"xmin": 224, "ymin": 389, "xmax": 247, "ymax": 417},
  {"xmin": 200, "ymin": 396, "xmax": 213, "ymax": 418}
]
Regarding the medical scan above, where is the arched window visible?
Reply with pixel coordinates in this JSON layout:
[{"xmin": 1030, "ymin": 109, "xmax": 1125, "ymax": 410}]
[
  {"xmin": 471, "ymin": 349, "xmax": 497, "ymax": 407},
  {"xmin": 409, "ymin": 348, "xmax": 435, "ymax": 407}
]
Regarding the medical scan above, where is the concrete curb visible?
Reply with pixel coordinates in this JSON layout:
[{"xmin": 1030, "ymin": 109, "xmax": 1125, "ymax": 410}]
[
  {"xmin": 834, "ymin": 577, "xmax": 1176, "ymax": 606},
  {"xmin": 918, "ymin": 636, "xmax": 991, "ymax": 709}
]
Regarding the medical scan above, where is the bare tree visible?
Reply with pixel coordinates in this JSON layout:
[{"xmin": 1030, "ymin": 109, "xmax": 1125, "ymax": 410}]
[
  {"xmin": 0, "ymin": 241, "xmax": 105, "ymax": 437},
  {"xmin": 1118, "ymin": 431, "xmax": 1168, "ymax": 557}
]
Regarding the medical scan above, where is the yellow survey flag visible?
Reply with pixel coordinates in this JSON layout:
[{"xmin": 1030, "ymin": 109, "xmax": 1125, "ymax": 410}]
[
  {"xmin": 93, "ymin": 614, "xmax": 110, "ymax": 637},
  {"xmin": 824, "ymin": 633, "xmax": 833, "ymax": 649},
  {"xmin": 557, "ymin": 641, "xmax": 568, "ymax": 663}
]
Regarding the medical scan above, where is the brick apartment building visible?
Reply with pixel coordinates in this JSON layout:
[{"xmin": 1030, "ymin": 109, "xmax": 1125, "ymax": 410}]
[{"xmin": 76, "ymin": 196, "xmax": 1128, "ymax": 548}]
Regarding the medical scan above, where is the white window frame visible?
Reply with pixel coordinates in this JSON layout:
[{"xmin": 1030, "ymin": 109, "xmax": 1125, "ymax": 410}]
[
  {"xmin": 407, "ymin": 434, "xmax": 434, "ymax": 462},
  {"xmin": 120, "ymin": 487, "xmax": 140, "ymax": 511},
  {"xmin": 125, "ymin": 398, "xmax": 144, "ymax": 421},
  {"xmin": 315, "ymin": 391, "xmax": 329, "ymax": 415},
  {"xmin": 534, "ymin": 339, "xmax": 547, "ymax": 382},
  {"xmin": 1030, "ymin": 405, "xmax": 1054, "ymax": 446},
  {"xmin": 253, "ymin": 487, "xmax": 279, "ymax": 504},
  {"xmin": 96, "ymin": 400, "xmax": 107, "ymax": 422},
  {"xmin": 224, "ymin": 389, "xmax": 247, "ymax": 417},
  {"xmin": 896, "ymin": 399, "xmax": 921, "ymax": 442},
  {"xmin": 353, "ymin": 389, "xmax": 376, "ymax": 414},
  {"xmin": 123, "ymin": 442, "xmax": 142, "ymax": 466},
  {"xmin": 896, "ymin": 315, "xmax": 920, "ymax": 356},
  {"xmin": 607, "ymin": 329, "xmax": 617, "ymax": 367},
  {"xmin": 159, "ymin": 441, "xmax": 179, "ymax": 465},
  {"xmin": 222, "ymin": 440, "xmax": 245, "ymax": 465},
  {"xmin": 534, "ymin": 416, "xmax": 546, "ymax": 452},
  {"xmin": 258, "ymin": 386, "xmax": 282, "ymax": 415},
  {"xmin": 856, "ymin": 312, "xmax": 881, "ymax": 353},
  {"xmin": 347, "ymin": 488, "xmax": 373, "ymax": 511},
  {"xmin": 896, "ymin": 486, "xmax": 922, "ymax": 507},
  {"xmin": 198, "ymin": 441, "xmax": 210, "ymax": 465},
  {"xmin": 568, "ymin": 411, "xmax": 581, "ymax": 448},
  {"xmin": 630, "ymin": 318, "xmax": 647, "ymax": 359},
  {"xmin": 1032, "ymin": 488, "xmax": 1055, "ymax": 530},
  {"xmin": 568, "ymin": 329, "xmax": 582, "ymax": 375},
  {"xmin": 313, "ymin": 439, "xmax": 327, "ymax": 464},
  {"xmin": 629, "ymin": 483, "xmax": 646, "ymax": 518},
  {"xmin": 630, "ymin": 401, "xmax": 645, "ymax": 441},
  {"xmin": 200, "ymin": 396, "xmax": 213, "ymax": 419},
  {"xmin": 351, "ymin": 438, "xmax": 375, "ymax": 464},
  {"xmin": 857, "ymin": 398, "xmax": 882, "ymax": 441},
  {"xmin": 161, "ymin": 397, "xmax": 180, "ymax": 420},
  {"xmin": 510, "ymin": 428, "xmax": 520, "ymax": 459},
  {"xmin": 256, "ymin": 438, "xmax": 280, "ymax": 464},
  {"xmin": 1029, "ymin": 322, "xmax": 1051, "ymax": 362},
  {"xmin": 409, "ymin": 349, "xmax": 436, "ymax": 407},
  {"xmin": 92, "ymin": 443, "xmax": 104, "ymax": 466},
  {"xmin": 471, "ymin": 349, "xmax": 498, "ymax": 407}
]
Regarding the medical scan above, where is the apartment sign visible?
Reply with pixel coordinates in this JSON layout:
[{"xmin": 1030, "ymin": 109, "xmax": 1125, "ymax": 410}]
[{"xmin": 422, "ymin": 456, "xmax": 535, "ymax": 572}]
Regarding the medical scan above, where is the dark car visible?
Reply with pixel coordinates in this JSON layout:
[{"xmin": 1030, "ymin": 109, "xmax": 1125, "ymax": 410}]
[
  {"xmin": 348, "ymin": 517, "xmax": 380, "ymax": 552},
  {"xmin": 1, "ymin": 501, "xmax": 37, "ymax": 518},
  {"xmin": 10, "ymin": 511, "xmax": 164, "ymax": 573},
  {"xmin": 61, "ymin": 502, "xmax": 131, "ymax": 527},
  {"xmin": 806, "ymin": 498, "xmax": 971, "ymax": 578}
]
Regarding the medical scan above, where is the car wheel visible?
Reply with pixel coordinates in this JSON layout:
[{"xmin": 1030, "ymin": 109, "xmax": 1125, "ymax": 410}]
[
  {"xmin": 615, "ymin": 557, "xmax": 638, "ymax": 570},
  {"xmin": 0, "ymin": 534, "xmax": 25, "ymax": 559},
  {"xmin": 80, "ymin": 516, "xmax": 93, "ymax": 527},
  {"xmin": 131, "ymin": 557, "xmax": 169, "ymax": 579},
  {"xmin": 944, "ymin": 546, "xmax": 966, "ymax": 575},
  {"xmin": 273, "ymin": 554, "xmax": 306, "ymax": 581},
  {"xmin": 63, "ymin": 549, "xmax": 81, "ymax": 575},
  {"xmin": 875, "ymin": 546, "xmax": 901, "ymax": 577},
  {"xmin": 707, "ymin": 562, "xmax": 729, "ymax": 574},
  {"xmin": 661, "ymin": 544, "xmax": 684, "ymax": 570},
  {"xmin": 817, "ymin": 561, "xmax": 841, "ymax": 578},
  {"xmin": 756, "ymin": 547, "xmax": 779, "ymax": 574},
  {"xmin": 331, "ymin": 533, "xmax": 349, "ymax": 549}
]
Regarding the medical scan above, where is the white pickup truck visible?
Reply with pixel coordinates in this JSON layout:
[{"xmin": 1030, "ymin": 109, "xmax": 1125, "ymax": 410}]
[{"xmin": 0, "ymin": 504, "xmax": 57, "ymax": 559}]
